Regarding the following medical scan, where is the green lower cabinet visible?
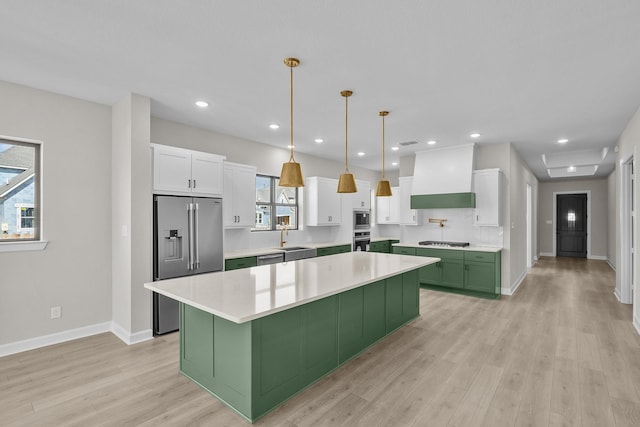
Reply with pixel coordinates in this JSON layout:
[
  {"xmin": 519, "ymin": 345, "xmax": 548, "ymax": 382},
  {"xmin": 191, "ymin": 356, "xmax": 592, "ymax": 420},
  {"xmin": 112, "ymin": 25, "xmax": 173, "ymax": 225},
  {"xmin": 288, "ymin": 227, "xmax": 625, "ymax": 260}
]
[
  {"xmin": 392, "ymin": 246, "xmax": 416, "ymax": 256},
  {"xmin": 179, "ymin": 269, "xmax": 421, "ymax": 423},
  {"xmin": 225, "ymin": 256, "xmax": 258, "ymax": 271},
  {"xmin": 369, "ymin": 241, "xmax": 389, "ymax": 253},
  {"xmin": 415, "ymin": 247, "xmax": 501, "ymax": 299},
  {"xmin": 317, "ymin": 244, "xmax": 352, "ymax": 257}
]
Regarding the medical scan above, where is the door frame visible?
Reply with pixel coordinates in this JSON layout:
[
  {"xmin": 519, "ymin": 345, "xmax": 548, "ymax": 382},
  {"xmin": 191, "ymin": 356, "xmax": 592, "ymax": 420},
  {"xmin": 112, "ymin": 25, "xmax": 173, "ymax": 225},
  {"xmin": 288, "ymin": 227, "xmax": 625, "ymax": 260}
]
[
  {"xmin": 619, "ymin": 154, "xmax": 634, "ymax": 304},
  {"xmin": 553, "ymin": 190, "xmax": 591, "ymax": 258},
  {"xmin": 526, "ymin": 183, "xmax": 533, "ymax": 269}
]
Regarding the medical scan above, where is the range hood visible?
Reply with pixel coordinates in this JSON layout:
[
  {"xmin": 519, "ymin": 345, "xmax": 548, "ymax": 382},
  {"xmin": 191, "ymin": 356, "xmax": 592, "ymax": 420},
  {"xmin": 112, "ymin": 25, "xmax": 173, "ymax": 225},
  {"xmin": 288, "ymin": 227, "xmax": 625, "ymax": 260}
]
[{"xmin": 411, "ymin": 144, "xmax": 476, "ymax": 209}]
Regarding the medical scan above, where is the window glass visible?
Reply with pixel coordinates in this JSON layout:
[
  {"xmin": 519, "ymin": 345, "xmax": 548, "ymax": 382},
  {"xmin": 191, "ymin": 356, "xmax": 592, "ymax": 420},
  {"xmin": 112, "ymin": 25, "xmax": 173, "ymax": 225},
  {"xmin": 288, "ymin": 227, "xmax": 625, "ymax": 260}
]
[
  {"xmin": 0, "ymin": 140, "xmax": 40, "ymax": 241},
  {"xmin": 253, "ymin": 175, "xmax": 298, "ymax": 231}
]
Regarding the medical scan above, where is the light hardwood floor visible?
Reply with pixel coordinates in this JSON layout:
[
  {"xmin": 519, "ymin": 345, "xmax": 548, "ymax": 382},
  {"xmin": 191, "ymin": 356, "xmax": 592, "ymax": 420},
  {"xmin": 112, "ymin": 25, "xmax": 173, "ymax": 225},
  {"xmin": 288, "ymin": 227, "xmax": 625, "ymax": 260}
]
[{"xmin": 2, "ymin": 257, "xmax": 640, "ymax": 426}]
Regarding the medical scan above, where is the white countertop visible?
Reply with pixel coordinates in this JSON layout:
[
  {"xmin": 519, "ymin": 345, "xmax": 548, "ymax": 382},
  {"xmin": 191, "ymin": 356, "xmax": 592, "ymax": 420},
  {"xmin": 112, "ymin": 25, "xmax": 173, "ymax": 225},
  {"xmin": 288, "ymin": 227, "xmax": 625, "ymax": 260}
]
[
  {"xmin": 145, "ymin": 252, "xmax": 438, "ymax": 324},
  {"xmin": 392, "ymin": 242, "xmax": 502, "ymax": 252},
  {"xmin": 224, "ymin": 241, "xmax": 352, "ymax": 259}
]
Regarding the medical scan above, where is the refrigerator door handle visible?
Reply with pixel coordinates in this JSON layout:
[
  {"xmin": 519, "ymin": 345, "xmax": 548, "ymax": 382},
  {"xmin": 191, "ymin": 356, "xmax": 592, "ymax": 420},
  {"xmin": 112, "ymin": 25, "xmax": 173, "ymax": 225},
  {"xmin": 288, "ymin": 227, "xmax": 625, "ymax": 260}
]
[
  {"xmin": 194, "ymin": 203, "xmax": 200, "ymax": 269},
  {"xmin": 187, "ymin": 203, "xmax": 194, "ymax": 270}
]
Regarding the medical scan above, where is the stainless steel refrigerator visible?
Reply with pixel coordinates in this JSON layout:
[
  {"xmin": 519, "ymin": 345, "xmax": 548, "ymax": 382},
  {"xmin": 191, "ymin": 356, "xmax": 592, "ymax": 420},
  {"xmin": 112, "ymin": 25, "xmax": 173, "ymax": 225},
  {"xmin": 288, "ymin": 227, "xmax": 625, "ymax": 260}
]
[{"xmin": 153, "ymin": 195, "xmax": 223, "ymax": 334}]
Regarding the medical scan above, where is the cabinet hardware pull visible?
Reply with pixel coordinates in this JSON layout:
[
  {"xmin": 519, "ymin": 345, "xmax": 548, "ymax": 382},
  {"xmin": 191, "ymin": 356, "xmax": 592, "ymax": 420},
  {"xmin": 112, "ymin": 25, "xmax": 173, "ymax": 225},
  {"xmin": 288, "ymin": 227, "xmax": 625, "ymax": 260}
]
[
  {"xmin": 193, "ymin": 179, "xmax": 196, "ymax": 188},
  {"xmin": 188, "ymin": 179, "xmax": 191, "ymax": 188}
]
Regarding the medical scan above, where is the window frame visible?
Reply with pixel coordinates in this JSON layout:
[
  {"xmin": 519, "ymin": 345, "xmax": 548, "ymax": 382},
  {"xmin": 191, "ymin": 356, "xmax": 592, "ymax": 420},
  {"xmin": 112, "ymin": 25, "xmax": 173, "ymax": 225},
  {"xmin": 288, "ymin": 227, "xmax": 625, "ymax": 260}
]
[
  {"xmin": 253, "ymin": 174, "xmax": 299, "ymax": 232},
  {"xmin": 0, "ymin": 135, "xmax": 46, "ymax": 252}
]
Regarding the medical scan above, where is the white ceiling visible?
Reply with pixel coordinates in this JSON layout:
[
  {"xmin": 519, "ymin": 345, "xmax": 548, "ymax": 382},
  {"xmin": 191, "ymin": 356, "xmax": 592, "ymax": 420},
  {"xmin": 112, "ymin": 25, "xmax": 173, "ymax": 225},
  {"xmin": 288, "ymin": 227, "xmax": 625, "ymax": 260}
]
[{"xmin": 2, "ymin": 1, "xmax": 639, "ymax": 181}]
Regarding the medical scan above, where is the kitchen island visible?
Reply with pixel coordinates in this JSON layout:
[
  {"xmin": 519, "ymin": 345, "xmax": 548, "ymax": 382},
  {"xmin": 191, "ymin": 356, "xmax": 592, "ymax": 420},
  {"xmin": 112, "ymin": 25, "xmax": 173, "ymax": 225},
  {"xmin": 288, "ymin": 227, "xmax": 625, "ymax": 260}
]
[{"xmin": 144, "ymin": 251, "xmax": 437, "ymax": 423}]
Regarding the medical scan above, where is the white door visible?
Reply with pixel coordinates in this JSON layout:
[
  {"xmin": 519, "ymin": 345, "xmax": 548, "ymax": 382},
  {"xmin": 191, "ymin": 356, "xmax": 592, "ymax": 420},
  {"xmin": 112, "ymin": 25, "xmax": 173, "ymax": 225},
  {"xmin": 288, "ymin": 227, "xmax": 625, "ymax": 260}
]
[
  {"xmin": 153, "ymin": 146, "xmax": 191, "ymax": 193},
  {"xmin": 191, "ymin": 152, "xmax": 224, "ymax": 196}
]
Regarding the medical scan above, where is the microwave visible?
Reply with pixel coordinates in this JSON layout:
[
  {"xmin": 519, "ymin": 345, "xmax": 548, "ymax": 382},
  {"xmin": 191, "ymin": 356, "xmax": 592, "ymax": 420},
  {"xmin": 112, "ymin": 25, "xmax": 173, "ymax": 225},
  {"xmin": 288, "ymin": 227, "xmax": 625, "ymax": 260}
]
[{"xmin": 354, "ymin": 211, "xmax": 370, "ymax": 229}]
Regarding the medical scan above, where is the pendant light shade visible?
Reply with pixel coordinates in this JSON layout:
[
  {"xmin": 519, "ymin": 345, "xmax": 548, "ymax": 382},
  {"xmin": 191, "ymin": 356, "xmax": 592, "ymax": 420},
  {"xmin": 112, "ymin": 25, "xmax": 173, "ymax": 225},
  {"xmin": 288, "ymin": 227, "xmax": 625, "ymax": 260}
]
[
  {"xmin": 337, "ymin": 90, "xmax": 357, "ymax": 193},
  {"xmin": 376, "ymin": 111, "xmax": 392, "ymax": 197},
  {"xmin": 279, "ymin": 57, "xmax": 304, "ymax": 187}
]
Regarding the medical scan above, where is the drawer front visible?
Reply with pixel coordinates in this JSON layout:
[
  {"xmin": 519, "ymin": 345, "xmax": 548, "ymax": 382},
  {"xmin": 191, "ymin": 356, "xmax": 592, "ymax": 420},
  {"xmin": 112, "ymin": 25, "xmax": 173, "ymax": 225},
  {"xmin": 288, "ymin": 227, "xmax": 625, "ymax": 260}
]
[
  {"xmin": 335, "ymin": 244, "xmax": 352, "ymax": 254},
  {"xmin": 464, "ymin": 251, "xmax": 496, "ymax": 263},
  {"xmin": 225, "ymin": 256, "xmax": 258, "ymax": 271},
  {"xmin": 316, "ymin": 247, "xmax": 333, "ymax": 257},
  {"xmin": 392, "ymin": 246, "xmax": 416, "ymax": 256},
  {"xmin": 416, "ymin": 247, "xmax": 464, "ymax": 260}
]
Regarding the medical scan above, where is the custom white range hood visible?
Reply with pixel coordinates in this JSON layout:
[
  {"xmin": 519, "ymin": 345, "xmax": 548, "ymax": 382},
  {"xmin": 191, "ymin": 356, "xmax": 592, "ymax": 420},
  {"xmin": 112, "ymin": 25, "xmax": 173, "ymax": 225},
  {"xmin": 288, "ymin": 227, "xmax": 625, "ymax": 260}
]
[{"xmin": 411, "ymin": 144, "xmax": 477, "ymax": 209}]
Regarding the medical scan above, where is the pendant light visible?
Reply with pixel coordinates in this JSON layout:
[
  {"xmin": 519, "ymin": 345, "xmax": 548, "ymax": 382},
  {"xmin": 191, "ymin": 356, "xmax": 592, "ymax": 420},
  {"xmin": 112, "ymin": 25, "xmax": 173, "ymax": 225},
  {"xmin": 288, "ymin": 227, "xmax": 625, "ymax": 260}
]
[
  {"xmin": 375, "ymin": 111, "xmax": 392, "ymax": 197},
  {"xmin": 337, "ymin": 90, "xmax": 358, "ymax": 193},
  {"xmin": 279, "ymin": 57, "xmax": 304, "ymax": 187}
]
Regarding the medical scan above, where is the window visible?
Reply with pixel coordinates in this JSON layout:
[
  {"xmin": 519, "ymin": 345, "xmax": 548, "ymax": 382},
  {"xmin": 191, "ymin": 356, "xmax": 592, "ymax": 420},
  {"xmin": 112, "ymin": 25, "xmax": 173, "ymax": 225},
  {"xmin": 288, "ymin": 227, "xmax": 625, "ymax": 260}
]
[
  {"xmin": 0, "ymin": 138, "xmax": 41, "ymax": 242},
  {"xmin": 253, "ymin": 175, "xmax": 298, "ymax": 231}
]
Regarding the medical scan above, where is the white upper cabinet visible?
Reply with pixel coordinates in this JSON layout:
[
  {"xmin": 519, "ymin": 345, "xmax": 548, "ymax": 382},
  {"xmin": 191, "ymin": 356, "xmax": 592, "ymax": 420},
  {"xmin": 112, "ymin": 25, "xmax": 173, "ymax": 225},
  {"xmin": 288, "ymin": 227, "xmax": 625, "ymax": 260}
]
[
  {"xmin": 353, "ymin": 180, "xmax": 371, "ymax": 210},
  {"xmin": 152, "ymin": 144, "xmax": 224, "ymax": 197},
  {"xmin": 398, "ymin": 177, "xmax": 421, "ymax": 225},
  {"xmin": 223, "ymin": 162, "xmax": 257, "ymax": 228},
  {"xmin": 473, "ymin": 169, "xmax": 502, "ymax": 226},
  {"xmin": 376, "ymin": 187, "xmax": 399, "ymax": 224},
  {"xmin": 305, "ymin": 176, "xmax": 342, "ymax": 226}
]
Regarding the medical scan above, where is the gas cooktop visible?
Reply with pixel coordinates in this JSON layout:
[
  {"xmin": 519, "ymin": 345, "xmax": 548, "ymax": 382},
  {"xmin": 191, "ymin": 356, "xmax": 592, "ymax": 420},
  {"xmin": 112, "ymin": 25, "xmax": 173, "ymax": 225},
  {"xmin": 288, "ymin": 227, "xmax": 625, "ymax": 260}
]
[{"xmin": 419, "ymin": 240, "xmax": 470, "ymax": 248}]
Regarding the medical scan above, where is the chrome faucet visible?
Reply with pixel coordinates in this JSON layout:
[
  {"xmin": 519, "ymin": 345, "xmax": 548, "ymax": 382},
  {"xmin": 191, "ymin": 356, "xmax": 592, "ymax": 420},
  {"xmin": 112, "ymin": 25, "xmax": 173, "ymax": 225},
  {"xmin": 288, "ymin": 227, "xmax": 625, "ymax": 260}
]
[{"xmin": 280, "ymin": 226, "xmax": 288, "ymax": 248}]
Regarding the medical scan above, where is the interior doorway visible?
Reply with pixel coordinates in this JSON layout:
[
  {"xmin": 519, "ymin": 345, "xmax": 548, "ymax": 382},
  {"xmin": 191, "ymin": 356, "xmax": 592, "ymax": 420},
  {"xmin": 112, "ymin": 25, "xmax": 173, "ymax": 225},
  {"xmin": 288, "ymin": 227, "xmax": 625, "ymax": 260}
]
[{"xmin": 556, "ymin": 193, "xmax": 588, "ymax": 258}]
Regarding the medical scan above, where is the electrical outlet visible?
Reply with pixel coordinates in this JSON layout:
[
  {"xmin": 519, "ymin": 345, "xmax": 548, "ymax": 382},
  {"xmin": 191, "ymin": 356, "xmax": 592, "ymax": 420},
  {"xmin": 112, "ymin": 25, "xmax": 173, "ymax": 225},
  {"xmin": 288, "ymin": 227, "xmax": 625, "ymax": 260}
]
[{"xmin": 51, "ymin": 306, "xmax": 61, "ymax": 319}]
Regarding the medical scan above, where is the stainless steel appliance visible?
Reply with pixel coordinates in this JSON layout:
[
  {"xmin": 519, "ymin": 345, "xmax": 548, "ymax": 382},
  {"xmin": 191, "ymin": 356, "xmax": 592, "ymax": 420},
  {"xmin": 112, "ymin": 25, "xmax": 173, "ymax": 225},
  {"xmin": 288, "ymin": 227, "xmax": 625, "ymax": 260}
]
[
  {"xmin": 257, "ymin": 253, "xmax": 284, "ymax": 265},
  {"xmin": 353, "ymin": 231, "xmax": 371, "ymax": 252},
  {"xmin": 419, "ymin": 240, "xmax": 470, "ymax": 248},
  {"xmin": 153, "ymin": 195, "xmax": 223, "ymax": 335},
  {"xmin": 354, "ymin": 210, "xmax": 370, "ymax": 230}
]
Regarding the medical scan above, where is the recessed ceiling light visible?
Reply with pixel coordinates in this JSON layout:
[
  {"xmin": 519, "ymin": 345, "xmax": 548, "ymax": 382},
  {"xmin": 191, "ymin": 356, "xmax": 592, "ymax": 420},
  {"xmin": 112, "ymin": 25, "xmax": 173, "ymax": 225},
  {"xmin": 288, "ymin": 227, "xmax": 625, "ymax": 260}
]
[
  {"xmin": 269, "ymin": 124, "xmax": 280, "ymax": 130},
  {"xmin": 558, "ymin": 138, "xmax": 568, "ymax": 144},
  {"xmin": 314, "ymin": 138, "xmax": 323, "ymax": 143},
  {"xmin": 195, "ymin": 101, "xmax": 209, "ymax": 108},
  {"xmin": 391, "ymin": 146, "xmax": 399, "ymax": 151},
  {"xmin": 427, "ymin": 140, "xmax": 437, "ymax": 145},
  {"xmin": 357, "ymin": 152, "xmax": 365, "ymax": 156},
  {"xmin": 470, "ymin": 133, "xmax": 481, "ymax": 139},
  {"xmin": 391, "ymin": 162, "xmax": 398, "ymax": 166},
  {"xmin": 567, "ymin": 166, "xmax": 576, "ymax": 173}
]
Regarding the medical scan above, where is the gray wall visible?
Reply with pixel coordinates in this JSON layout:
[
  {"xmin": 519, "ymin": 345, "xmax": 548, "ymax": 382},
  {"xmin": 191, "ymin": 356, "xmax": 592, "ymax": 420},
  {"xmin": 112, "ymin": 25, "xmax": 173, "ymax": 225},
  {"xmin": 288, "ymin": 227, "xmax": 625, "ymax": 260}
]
[
  {"xmin": 0, "ymin": 81, "xmax": 112, "ymax": 346},
  {"xmin": 537, "ymin": 178, "xmax": 608, "ymax": 259}
]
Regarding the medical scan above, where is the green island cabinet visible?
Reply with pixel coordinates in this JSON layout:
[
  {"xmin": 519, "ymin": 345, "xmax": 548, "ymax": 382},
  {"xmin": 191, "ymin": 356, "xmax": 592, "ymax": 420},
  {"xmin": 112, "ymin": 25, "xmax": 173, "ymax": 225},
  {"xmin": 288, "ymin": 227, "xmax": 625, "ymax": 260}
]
[
  {"xmin": 225, "ymin": 256, "xmax": 258, "ymax": 271},
  {"xmin": 179, "ymin": 269, "xmax": 420, "ymax": 422},
  {"xmin": 369, "ymin": 239, "xmax": 400, "ymax": 253},
  {"xmin": 393, "ymin": 245, "xmax": 501, "ymax": 299},
  {"xmin": 316, "ymin": 244, "xmax": 352, "ymax": 257}
]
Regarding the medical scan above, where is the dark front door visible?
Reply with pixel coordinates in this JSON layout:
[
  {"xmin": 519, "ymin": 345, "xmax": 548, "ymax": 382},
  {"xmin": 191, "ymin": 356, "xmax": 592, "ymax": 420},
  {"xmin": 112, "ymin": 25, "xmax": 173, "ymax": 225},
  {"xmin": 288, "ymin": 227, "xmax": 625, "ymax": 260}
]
[{"xmin": 556, "ymin": 194, "xmax": 587, "ymax": 258}]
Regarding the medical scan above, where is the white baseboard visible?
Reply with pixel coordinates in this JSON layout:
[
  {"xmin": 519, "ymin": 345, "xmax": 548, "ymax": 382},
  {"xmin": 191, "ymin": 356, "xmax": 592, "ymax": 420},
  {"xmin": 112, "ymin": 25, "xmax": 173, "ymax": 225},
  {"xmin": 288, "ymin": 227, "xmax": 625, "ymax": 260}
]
[
  {"xmin": 588, "ymin": 255, "xmax": 608, "ymax": 261},
  {"xmin": 614, "ymin": 289, "xmax": 622, "ymax": 303},
  {"xmin": 0, "ymin": 322, "xmax": 111, "ymax": 357},
  {"xmin": 1, "ymin": 322, "xmax": 154, "ymax": 357},
  {"xmin": 607, "ymin": 259, "xmax": 616, "ymax": 271},
  {"xmin": 539, "ymin": 252, "xmax": 554, "ymax": 257},
  {"xmin": 502, "ymin": 270, "xmax": 527, "ymax": 296},
  {"xmin": 111, "ymin": 322, "xmax": 154, "ymax": 345},
  {"xmin": 633, "ymin": 315, "xmax": 640, "ymax": 337}
]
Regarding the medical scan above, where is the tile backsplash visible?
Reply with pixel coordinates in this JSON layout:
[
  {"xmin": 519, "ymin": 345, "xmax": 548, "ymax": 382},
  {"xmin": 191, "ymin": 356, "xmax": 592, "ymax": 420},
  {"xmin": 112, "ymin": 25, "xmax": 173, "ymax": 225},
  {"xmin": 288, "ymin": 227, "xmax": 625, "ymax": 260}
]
[{"xmin": 398, "ymin": 208, "xmax": 503, "ymax": 247}]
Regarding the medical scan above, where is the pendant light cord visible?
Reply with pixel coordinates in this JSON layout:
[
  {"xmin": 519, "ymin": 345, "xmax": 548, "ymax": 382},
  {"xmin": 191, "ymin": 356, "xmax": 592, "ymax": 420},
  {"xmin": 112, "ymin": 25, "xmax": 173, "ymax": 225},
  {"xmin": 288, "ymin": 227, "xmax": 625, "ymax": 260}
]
[
  {"xmin": 344, "ymin": 94, "xmax": 349, "ymax": 172},
  {"xmin": 381, "ymin": 114, "xmax": 386, "ymax": 179},
  {"xmin": 289, "ymin": 62, "xmax": 295, "ymax": 162}
]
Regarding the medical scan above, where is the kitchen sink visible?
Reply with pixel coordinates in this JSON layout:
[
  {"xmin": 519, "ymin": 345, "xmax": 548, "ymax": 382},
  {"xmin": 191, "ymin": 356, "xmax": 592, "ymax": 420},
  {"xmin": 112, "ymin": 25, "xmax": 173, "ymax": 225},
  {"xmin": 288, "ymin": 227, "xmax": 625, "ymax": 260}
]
[{"xmin": 274, "ymin": 246, "xmax": 318, "ymax": 261}]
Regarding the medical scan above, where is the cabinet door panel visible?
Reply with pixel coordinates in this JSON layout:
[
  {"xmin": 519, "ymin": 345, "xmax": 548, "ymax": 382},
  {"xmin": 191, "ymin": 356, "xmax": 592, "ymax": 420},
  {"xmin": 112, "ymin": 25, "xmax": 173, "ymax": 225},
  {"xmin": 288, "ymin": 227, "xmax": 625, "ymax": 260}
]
[
  {"xmin": 419, "ymin": 262, "xmax": 440, "ymax": 285},
  {"xmin": 385, "ymin": 275, "xmax": 404, "ymax": 332},
  {"xmin": 191, "ymin": 152, "xmax": 223, "ymax": 196},
  {"xmin": 402, "ymin": 270, "xmax": 419, "ymax": 321},
  {"xmin": 440, "ymin": 259, "xmax": 464, "ymax": 288},
  {"xmin": 464, "ymin": 261, "xmax": 495, "ymax": 292},
  {"xmin": 154, "ymin": 146, "xmax": 191, "ymax": 193},
  {"xmin": 338, "ymin": 288, "xmax": 365, "ymax": 363}
]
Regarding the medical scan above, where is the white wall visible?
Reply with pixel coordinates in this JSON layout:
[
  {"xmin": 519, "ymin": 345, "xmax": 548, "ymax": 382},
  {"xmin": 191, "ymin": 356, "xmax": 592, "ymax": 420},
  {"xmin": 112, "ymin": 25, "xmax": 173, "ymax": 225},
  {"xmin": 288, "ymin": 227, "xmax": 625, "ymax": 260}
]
[
  {"xmin": 616, "ymin": 105, "xmax": 640, "ymax": 329},
  {"xmin": 537, "ymin": 178, "xmax": 609, "ymax": 259},
  {"xmin": 0, "ymin": 81, "xmax": 112, "ymax": 347}
]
